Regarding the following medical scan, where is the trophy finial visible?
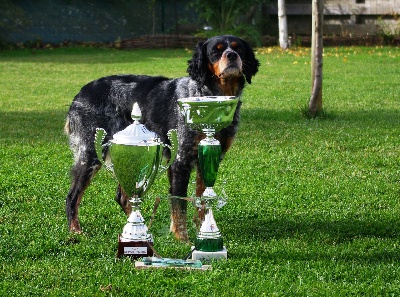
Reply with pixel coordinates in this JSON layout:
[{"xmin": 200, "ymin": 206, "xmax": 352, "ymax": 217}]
[{"xmin": 131, "ymin": 102, "xmax": 142, "ymax": 121}]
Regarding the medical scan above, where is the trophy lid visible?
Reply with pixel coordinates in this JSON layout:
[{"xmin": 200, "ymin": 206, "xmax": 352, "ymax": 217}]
[{"xmin": 111, "ymin": 103, "xmax": 159, "ymax": 145}]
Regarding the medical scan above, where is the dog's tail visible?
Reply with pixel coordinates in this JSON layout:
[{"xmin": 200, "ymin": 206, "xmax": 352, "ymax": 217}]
[{"xmin": 64, "ymin": 117, "xmax": 71, "ymax": 136}]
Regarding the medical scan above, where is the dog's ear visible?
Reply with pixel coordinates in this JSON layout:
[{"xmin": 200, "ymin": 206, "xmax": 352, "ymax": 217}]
[
  {"xmin": 187, "ymin": 41, "xmax": 209, "ymax": 87},
  {"xmin": 240, "ymin": 38, "xmax": 260, "ymax": 84}
]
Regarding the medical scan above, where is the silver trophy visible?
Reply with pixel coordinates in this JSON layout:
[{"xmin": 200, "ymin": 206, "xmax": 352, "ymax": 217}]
[
  {"xmin": 95, "ymin": 103, "xmax": 177, "ymax": 258},
  {"xmin": 177, "ymin": 96, "xmax": 239, "ymax": 260}
]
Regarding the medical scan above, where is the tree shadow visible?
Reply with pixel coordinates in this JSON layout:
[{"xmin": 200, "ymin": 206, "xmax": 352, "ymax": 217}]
[
  {"xmin": 242, "ymin": 107, "xmax": 400, "ymax": 125},
  {"xmin": 223, "ymin": 214, "xmax": 400, "ymax": 263},
  {"xmin": 0, "ymin": 110, "xmax": 69, "ymax": 143},
  {"xmin": 0, "ymin": 47, "xmax": 190, "ymax": 65}
]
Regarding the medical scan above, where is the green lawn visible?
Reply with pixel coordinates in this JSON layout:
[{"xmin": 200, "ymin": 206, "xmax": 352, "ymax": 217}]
[{"xmin": 0, "ymin": 45, "xmax": 400, "ymax": 296}]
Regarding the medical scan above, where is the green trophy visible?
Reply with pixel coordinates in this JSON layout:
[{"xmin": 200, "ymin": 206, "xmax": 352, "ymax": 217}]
[
  {"xmin": 177, "ymin": 96, "xmax": 239, "ymax": 260},
  {"xmin": 95, "ymin": 103, "xmax": 177, "ymax": 259}
]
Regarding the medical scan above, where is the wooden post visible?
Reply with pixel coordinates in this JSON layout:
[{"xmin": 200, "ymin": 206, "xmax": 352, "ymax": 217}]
[{"xmin": 309, "ymin": 0, "xmax": 324, "ymax": 117}]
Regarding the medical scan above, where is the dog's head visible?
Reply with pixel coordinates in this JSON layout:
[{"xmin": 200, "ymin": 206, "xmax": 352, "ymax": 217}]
[{"xmin": 187, "ymin": 35, "xmax": 259, "ymax": 89}]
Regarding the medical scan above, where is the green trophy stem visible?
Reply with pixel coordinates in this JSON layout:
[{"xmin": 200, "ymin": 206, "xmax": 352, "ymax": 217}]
[
  {"xmin": 196, "ymin": 129, "xmax": 224, "ymax": 252},
  {"xmin": 198, "ymin": 133, "xmax": 221, "ymax": 188}
]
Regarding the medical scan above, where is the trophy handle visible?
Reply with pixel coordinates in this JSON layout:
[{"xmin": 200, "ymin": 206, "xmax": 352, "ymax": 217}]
[
  {"xmin": 94, "ymin": 128, "xmax": 113, "ymax": 173},
  {"xmin": 159, "ymin": 129, "xmax": 178, "ymax": 174}
]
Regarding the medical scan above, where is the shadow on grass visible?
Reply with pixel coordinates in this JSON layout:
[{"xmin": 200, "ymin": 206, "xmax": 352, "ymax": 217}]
[
  {"xmin": 0, "ymin": 47, "xmax": 189, "ymax": 64},
  {"xmin": 0, "ymin": 110, "xmax": 69, "ymax": 143},
  {"xmin": 224, "ymin": 214, "xmax": 400, "ymax": 262},
  {"xmin": 2, "ymin": 105, "xmax": 399, "ymax": 142}
]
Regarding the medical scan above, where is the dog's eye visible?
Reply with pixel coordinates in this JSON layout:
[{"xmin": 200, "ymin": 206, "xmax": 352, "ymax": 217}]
[
  {"xmin": 211, "ymin": 50, "xmax": 221, "ymax": 57},
  {"xmin": 235, "ymin": 47, "xmax": 243, "ymax": 54}
]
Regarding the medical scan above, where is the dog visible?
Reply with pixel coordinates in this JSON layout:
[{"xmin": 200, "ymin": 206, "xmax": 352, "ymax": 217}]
[{"xmin": 65, "ymin": 35, "xmax": 259, "ymax": 241}]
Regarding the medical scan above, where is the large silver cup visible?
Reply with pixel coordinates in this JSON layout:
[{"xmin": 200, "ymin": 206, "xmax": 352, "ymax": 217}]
[
  {"xmin": 95, "ymin": 103, "xmax": 177, "ymax": 258},
  {"xmin": 178, "ymin": 96, "xmax": 239, "ymax": 260}
]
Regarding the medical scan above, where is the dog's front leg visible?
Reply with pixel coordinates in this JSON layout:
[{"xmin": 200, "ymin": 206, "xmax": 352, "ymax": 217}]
[
  {"xmin": 115, "ymin": 184, "xmax": 132, "ymax": 215},
  {"xmin": 194, "ymin": 168, "xmax": 206, "ymax": 229},
  {"xmin": 170, "ymin": 198, "xmax": 189, "ymax": 242}
]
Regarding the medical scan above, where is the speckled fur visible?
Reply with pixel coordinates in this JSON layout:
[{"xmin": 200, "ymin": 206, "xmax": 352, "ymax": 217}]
[{"xmin": 65, "ymin": 35, "xmax": 259, "ymax": 241}]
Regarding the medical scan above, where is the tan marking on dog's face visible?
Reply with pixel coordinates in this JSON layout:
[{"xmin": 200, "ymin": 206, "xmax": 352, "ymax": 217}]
[{"xmin": 208, "ymin": 61, "xmax": 223, "ymax": 77}]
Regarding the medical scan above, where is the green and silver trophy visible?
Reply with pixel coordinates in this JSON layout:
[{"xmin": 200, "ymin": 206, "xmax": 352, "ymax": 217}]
[
  {"xmin": 95, "ymin": 103, "xmax": 177, "ymax": 259},
  {"xmin": 178, "ymin": 96, "xmax": 239, "ymax": 260}
]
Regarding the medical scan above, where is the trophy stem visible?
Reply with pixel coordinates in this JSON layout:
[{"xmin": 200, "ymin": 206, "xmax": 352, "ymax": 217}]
[
  {"xmin": 203, "ymin": 128, "xmax": 215, "ymax": 139},
  {"xmin": 117, "ymin": 195, "xmax": 154, "ymax": 258},
  {"xmin": 198, "ymin": 130, "xmax": 221, "ymax": 189},
  {"xmin": 130, "ymin": 196, "xmax": 142, "ymax": 212}
]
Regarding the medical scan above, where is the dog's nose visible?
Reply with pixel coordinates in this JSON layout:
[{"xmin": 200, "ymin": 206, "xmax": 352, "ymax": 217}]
[{"xmin": 226, "ymin": 51, "xmax": 237, "ymax": 61}]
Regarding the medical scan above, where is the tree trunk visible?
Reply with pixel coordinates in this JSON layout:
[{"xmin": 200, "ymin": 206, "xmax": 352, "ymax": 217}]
[
  {"xmin": 309, "ymin": 0, "xmax": 324, "ymax": 117},
  {"xmin": 278, "ymin": 0, "xmax": 289, "ymax": 50}
]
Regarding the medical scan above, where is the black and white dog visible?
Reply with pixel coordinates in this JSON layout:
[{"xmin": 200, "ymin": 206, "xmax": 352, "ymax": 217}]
[{"xmin": 65, "ymin": 35, "xmax": 259, "ymax": 241}]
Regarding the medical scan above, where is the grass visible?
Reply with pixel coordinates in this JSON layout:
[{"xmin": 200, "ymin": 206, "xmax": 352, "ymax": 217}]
[{"xmin": 0, "ymin": 45, "xmax": 400, "ymax": 296}]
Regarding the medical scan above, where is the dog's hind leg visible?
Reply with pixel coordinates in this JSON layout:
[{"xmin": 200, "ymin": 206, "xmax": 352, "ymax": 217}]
[{"xmin": 66, "ymin": 158, "xmax": 101, "ymax": 233}]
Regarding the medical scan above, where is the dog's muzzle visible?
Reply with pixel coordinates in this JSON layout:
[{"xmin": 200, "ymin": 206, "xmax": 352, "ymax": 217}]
[{"xmin": 219, "ymin": 49, "xmax": 243, "ymax": 78}]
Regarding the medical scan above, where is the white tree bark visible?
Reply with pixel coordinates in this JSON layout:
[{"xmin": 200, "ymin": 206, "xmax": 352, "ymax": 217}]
[{"xmin": 278, "ymin": 0, "xmax": 289, "ymax": 49}]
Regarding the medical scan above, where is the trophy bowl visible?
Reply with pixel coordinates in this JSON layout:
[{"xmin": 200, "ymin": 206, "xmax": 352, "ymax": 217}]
[
  {"xmin": 177, "ymin": 96, "xmax": 239, "ymax": 132},
  {"xmin": 109, "ymin": 136, "xmax": 161, "ymax": 199}
]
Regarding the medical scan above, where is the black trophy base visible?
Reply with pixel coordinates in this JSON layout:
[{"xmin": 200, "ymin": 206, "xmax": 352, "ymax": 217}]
[{"xmin": 117, "ymin": 234, "xmax": 154, "ymax": 259}]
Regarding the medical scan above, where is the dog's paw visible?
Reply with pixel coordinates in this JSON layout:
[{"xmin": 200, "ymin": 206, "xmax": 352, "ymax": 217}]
[
  {"xmin": 175, "ymin": 230, "xmax": 190, "ymax": 242},
  {"xmin": 170, "ymin": 221, "xmax": 190, "ymax": 242},
  {"xmin": 69, "ymin": 221, "xmax": 83, "ymax": 234}
]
